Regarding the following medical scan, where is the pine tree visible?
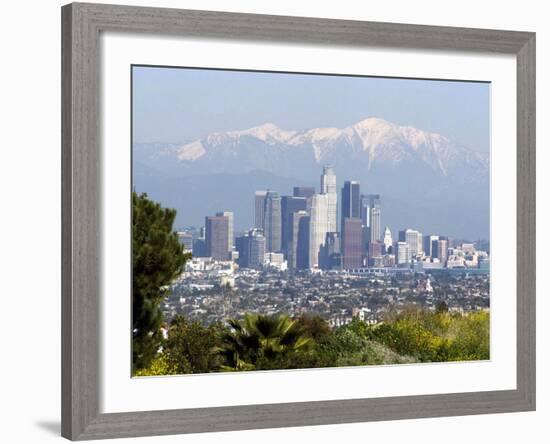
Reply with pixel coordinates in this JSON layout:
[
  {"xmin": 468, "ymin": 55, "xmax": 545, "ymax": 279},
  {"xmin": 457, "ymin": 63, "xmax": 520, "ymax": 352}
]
[{"xmin": 132, "ymin": 192, "xmax": 190, "ymax": 371}]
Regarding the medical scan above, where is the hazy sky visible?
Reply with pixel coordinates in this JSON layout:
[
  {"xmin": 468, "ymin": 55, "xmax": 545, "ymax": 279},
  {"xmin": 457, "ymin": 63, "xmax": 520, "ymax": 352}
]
[{"xmin": 132, "ymin": 65, "xmax": 490, "ymax": 152}]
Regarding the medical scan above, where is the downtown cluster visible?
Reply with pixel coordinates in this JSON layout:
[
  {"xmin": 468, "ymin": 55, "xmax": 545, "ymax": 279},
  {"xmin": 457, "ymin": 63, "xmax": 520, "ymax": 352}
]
[{"xmin": 178, "ymin": 166, "xmax": 490, "ymax": 274}]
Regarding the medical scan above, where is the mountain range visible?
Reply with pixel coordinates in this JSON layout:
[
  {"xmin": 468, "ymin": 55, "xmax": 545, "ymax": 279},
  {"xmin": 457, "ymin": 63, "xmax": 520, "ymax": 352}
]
[{"xmin": 133, "ymin": 117, "xmax": 490, "ymax": 239}]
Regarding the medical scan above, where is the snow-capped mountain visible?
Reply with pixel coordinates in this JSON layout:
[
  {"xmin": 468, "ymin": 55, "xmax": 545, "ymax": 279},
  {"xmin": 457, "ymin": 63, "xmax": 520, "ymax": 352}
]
[
  {"xmin": 133, "ymin": 118, "xmax": 489, "ymax": 239},
  {"xmin": 173, "ymin": 117, "xmax": 488, "ymax": 182}
]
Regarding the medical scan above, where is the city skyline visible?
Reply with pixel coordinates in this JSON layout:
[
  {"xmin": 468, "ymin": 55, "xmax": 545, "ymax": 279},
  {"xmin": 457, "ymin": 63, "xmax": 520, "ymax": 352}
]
[{"xmin": 186, "ymin": 164, "xmax": 489, "ymax": 274}]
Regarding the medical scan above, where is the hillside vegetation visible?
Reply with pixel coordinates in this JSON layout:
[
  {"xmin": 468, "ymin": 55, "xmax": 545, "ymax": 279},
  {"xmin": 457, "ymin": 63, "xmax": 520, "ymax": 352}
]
[{"xmin": 135, "ymin": 309, "xmax": 489, "ymax": 376}]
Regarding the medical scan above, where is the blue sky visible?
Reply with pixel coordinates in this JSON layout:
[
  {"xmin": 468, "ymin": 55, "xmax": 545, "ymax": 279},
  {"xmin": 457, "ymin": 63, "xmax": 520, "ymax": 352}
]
[{"xmin": 132, "ymin": 65, "xmax": 490, "ymax": 152}]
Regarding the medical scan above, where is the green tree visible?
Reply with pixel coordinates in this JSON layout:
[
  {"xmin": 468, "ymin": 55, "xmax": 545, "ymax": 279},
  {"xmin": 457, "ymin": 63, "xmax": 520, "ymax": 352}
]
[
  {"xmin": 295, "ymin": 314, "xmax": 331, "ymax": 341},
  {"xmin": 163, "ymin": 316, "xmax": 223, "ymax": 374},
  {"xmin": 219, "ymin": 314, "xmax": 311, "ymax": 371},
  {"xmin": 132, "ymin": 192, "xmax": 190, "ymax": 371},
  {"xmin": 133, "ymin": 353, "xmax": 177, "ymax": 377}
]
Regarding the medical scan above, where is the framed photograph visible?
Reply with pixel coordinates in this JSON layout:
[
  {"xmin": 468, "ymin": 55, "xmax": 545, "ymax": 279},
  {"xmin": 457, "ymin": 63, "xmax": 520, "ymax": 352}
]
[{"xmin": 61, "ymin": 2, "xmax": 535, "ymax": 440}]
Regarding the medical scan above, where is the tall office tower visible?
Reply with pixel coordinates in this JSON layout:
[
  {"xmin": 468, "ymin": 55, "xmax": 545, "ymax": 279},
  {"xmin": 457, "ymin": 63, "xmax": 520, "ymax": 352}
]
[
  {"xmin": 288, "ymin": 210, "xmax": 309, "ymax": 270},
  {"xmin": 424, "ymin": 234, "xmax": 440, "ymax": 258},
  {"xmin": 205, "ymin": 215, "xmax": 229, "ymax": 261},
  {"xmin": 177, "ymin": 232, "xmax": 193, "ymax": 252},
  {"xmin": 281, "ymin": 196, "xmax": 307, "ymax": 259},
  {"xmin": 416, "ymin": 231, "xmax": 424, "ymax": 256},
  {"xmin": 237, "ymin": 229, "xmax": 266, "ymax": 269},
  {"xmin": 434, "ymin": 237, "xmax": 449, "ymax": 265},
  {"xmin": 324, "ymin": 232, "xmax": 341, "ymax": 269},
  {"xmin": 369, "ymin": 205, "xmax": 381, "ymax": 242},
  {"xmin": 263, "ymin": 191, "xmax": 282, "ymax": 252},
  {"xmin": 320, "ymin": 165, "xmax": 338, "ymax": 232},
  {"xmin": 383, "ymin": 226, "xmax": 393, "ymax": 253},
  {"xmin": 216, "ymin": 211, "xmax": 234, "ymax": 253},
  {"xmin": 308, "ymin": 193, "xmax": 329, "ymax": 269},
  {"xmin": 341, "ymin": 181, "xmax": 361, "ymax": 236},
  {"xmin": 192, "ymin": 238, "xmax": 207, "ymax": 257},
  {"xmin": 293, "ymin": 186, "xmax": 315, "ymax": 199},
  {"xmin": 398, "ymin": 228, "xmax": 423, "ymax": 261},
  {"xmin": 342, "ymin": 218, "xmax": 363, "ymax": 269},
  {"xmin": 359, "ymin": 195, "xmax": 371, "ymax": 246},
  {"xmin": 360, "ymin": 194, "xmax": 370, "ymax": 226},
  {"xmin": 254, "ymin": 191, "xmax": 268, "ymax": 229},
  {"xmin": 395, "ymin": 241, "xmax": 409, "ymax": 264},
  {"xmin": 360, "ymin": 194, "xmax": 381, "ymax": 242}
]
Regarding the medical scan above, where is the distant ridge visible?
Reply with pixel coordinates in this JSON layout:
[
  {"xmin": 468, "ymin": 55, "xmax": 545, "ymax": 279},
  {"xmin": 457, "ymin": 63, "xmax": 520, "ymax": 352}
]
[{"xmin": 133, "ymin": 117, "xmax": 489, "ymax": 239}]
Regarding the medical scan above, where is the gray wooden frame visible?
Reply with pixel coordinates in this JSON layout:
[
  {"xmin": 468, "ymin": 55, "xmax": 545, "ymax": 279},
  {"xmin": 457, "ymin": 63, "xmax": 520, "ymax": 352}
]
[{"xmin": 61, "ymin": 2, "xmax": 536, "ymax": 440}]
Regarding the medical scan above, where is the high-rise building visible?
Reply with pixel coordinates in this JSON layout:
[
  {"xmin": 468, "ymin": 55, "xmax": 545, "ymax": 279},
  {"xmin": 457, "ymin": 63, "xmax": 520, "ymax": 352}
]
[
  {"xmin": 341, "ymin": 181, "xmax": 361, "ymax": 236},
  {"xmin": 192, "ymin": 237, "xmax": 207, "ymax": 257},
  {"xmin": 237, "ymin": 229, "xmax": 266, "ymax": 269},
  {"xmin": 308, "ymin": 194, "xmax": 329, "ymax": 269},
  {"xmin": 324, "ymin": 231, "xmax": 341, "ymax": 269},
  {"xmin": 321, "ymin": 165, "xmax": 338, "ymax": 232},
  {"xmin": 395, "ymin": 241, "xmax": 409, "ymax": 265},
  {"xmin": 281, "ymin": 196, "xmax": 307, "ymax": 258},
  {"xmin": 254, "ymin": 191, "xmax": 268, "ymax": 229},
  {"xmin": 341, "ymin": 182, "xmax": 362, "ymax": 269},
  {"xmin": 264, "ymin": 191, "xmax": 282, "ymax": 252},
  {"xmin": 424, "ymin": 234, "xmax": 440, "ymax": 257},
  {"xmin": 177, "ymin": 231, "xmax": 193, "ymax": 252},
  {"xmin": 398, "ymin": 228, "xmax": 423, "ymax": 261},
  {"xmin": 205, "ymin": 215, "xmax": 229, "ymax": 261},
  {"xmin": 287, "ymin": 210, "xmax": 309, "ymax": 270},
  {"xmin": 360, "ymin": 194, "xmax": 370, "ymax": 227},
  {"xmin": 360, "ymin": 194, "xmax": 382, "ymax": 242},
  {"xmin": 295, "ymin": 214, "xmax": 310, "ymax": 270},
  {"xmin": 293, "ymin": 186, "xmax": 315, "ymax": 199},
  {"xmin": 383, "ymin": 226, "xmax": 393, "ymax": 253},
  {"xmin": 342, "ymin": 218, "xmax": 363, "ymax": 269},
  {"xmin": 369, "ymin": 205, "xmax": 381, "ymax": 242},
  {"xmin": 216, "ymin": 211, "xmax": 234, "ymax": 253},
  {"xmin": 434, "ymin": 237, "xmax": 449, "ymax": 265}
]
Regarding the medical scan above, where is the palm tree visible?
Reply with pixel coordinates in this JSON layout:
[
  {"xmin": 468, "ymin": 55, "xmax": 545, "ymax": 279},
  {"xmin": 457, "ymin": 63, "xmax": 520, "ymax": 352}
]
[{"xmin": 219, "ymin": 314, "xmax": 311, "ymax": 371}]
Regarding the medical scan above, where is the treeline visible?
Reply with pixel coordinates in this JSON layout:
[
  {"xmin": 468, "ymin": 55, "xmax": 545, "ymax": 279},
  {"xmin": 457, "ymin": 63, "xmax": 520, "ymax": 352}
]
[{"xmin": 134, "ymin": 309, "xmax": 490, "ymax": 376}]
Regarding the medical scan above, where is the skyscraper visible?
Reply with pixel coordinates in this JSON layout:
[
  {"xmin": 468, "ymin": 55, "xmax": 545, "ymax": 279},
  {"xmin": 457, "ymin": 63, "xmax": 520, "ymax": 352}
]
[
  {"xmin": 321, "ymin": 165, "xmax": 338, "ymax": 233},
  {"xmin": 281, "ymin": 195, "xmax": 307, "ymax": 259},
  {"xmin": 308, "ymin": 193, "xmax": 329, "ymax": 269},
  {"xmin": 395, "ymin": 241, "xmax": 409, "ymax": 265},
  {"xmin": 434, "ymin": 237, "xmax": 449, "ymax": 265},
  {"xmin": 205, "ymin": 215, "xmax": 229, "ymax": 261},
  {"xmin": 360, "ymin": 194, "xmax": 382, "ymax": 242},
  {"xmin": 342, "ymin": 218, "xmax": 363, "ymax": 269},
  {"xmin": 237, "ymin": 229, "xmax": 266, "ymax": 269},
  {"xmin": 324, "ymin": 232, "xmax": 341, "ymax": 269},
  {"xmin": 216, "ymin": 211, "xmax": 234, "ymax": 253},
  {"xmin": 341, "ymin": 181, "xmax": 362, "ymax": 268},
  {"xmin": 264, "ymin": 191, "xmax": 282, "ymax": 252},
  {"xmin": 383, "ymin": 226, "xmax": 393, "ymax": 252},
  {"xmin": 177, "ymin": 231, "xmax": 193, "ymax": 252},
  {"xmin": 254, "ymin": 191, "xmax": 268, "ymax": 229},
  {"xmin": 398, "ymin": 228, "xmax": 423, "ymax": 261},
  {"xmin": 341, "ymin": 181, "xmax": 360, "ymax": 235},
  {"xmin": 288, "ymin": 210, "xmax": 309, "ymax": 270},
  {"xmin": 424, "ymin": 234, "xmax": 440, "ymax": 257},
  {"xmin": 369, "ymin": 202, "xmax": 381, "ymax": 242}
]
